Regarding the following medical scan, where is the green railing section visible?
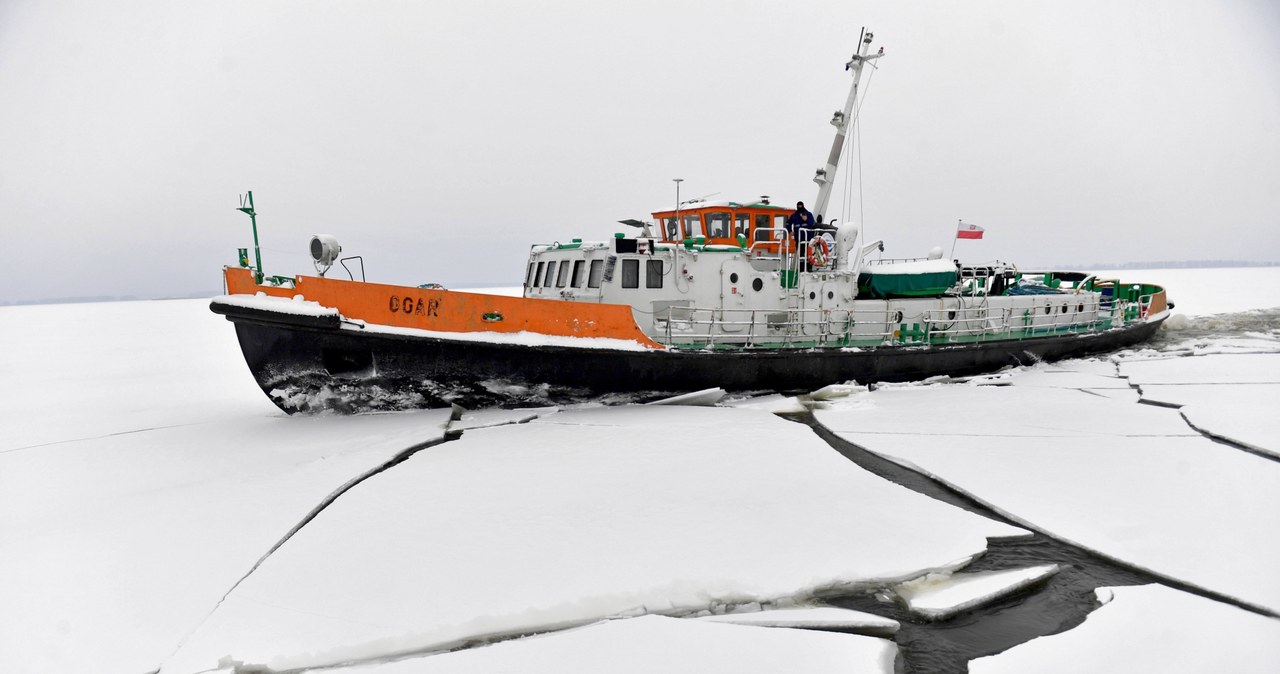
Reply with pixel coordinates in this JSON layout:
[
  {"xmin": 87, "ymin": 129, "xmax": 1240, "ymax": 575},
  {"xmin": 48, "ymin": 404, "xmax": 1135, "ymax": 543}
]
[
  {"xmin": 236, "ymin": 191, "xmax": 264, "ymax": 284},
  {"xmin": 233, "ymin": 191, "xmax": 294, "ymax": 288}
]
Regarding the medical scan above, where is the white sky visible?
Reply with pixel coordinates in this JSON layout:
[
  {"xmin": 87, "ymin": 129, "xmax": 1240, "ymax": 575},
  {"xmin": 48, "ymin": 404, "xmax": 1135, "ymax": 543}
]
[{"xmin": 1, "ymin": 0, "xmax": 1277, "ymax": 303}]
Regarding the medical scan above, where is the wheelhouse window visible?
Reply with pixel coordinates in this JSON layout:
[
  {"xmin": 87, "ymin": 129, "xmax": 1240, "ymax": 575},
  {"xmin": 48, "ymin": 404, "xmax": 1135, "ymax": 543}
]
[
  {"xmin": 663, "ymin": 217, "xmax": 679, "ymax": 240},
  {"xmin": 705, "ymin": 211, "xmax": 731, "ymax": 238},
  {"xmin": 543, "ymin": 261, "xmax": 557, "ymax": 287},
  {"xmin": 621, "ymin": 258, "xmax": 640, "ymax": 288},
  {"xmin": 526, "ymin": 263, "xmax": 535, "ymax": 287},
  {"xmin": 681, "ymin": 213, "xmax": 702, "ymax": 239},
  {"xmin": 534, "ymin": 261, "xmax": 545, "ymax": 287},
  {"xmin": 556, "ymin": 260, "xmax": 570, "ymax": 287},
  {"xmin": 646, "ymin": 259, "xmax": 663, "ymax": 288},
  {"xmin": 755, "ymin": 214, "xmax": 770, "ymax": 240},
  {"xmin": 735, "ymin": 213, "xmax": 751, "ymax": 238},
  {"xmin": 571, "ymin": 260, "xmax": 584, "ymax": 287},
  {"xmin": 587, "ymin": 259, "xmax": 604, "ymax": 288}
]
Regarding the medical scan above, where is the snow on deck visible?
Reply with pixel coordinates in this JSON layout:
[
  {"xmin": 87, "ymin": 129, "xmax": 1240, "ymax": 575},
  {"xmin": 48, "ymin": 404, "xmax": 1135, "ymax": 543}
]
[
  {"xmin": 306, "ymin": 615, "xmax": 897, "ymax": 674},
  {"xmin": 162, "ymin": 405, "xmax": 1023, "ymax": 673},
  {"xmin": 969, "ymin": 584, "xmax": 1280, "ymax": 674},
  {"xmin": 892, "ymin": 565, "xmax": 1061, "ymax": 620},
  {"xmin": 211, "ymin": 292, "xmax": 339, "ymax": 318},
  {"xmin": 814, "ymin": 380, "xmax": 1280, "ymax": 615}
]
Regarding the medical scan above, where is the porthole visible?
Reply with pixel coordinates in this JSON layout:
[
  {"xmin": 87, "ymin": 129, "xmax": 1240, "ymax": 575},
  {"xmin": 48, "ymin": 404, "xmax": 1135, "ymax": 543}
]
[
  {"xmin": 947, "ymin": 310, "xmax": 957, "ymax": 320},
  {"xmin": 752, "ymin": 278, "xmax": 764, "ymax": 292},
  {"xmin": 1044, "ymin": 306, "xmax": 1051, "ymax": 315},
  {"xmin": 1078, "ymin": 303, "xmax": 1084, "ymax": 313},
  {"xmin": 827, "ymin": 291, "xmax": 834, "ymax": 300},
  {"xmin": 730, "ymin": 272, "xmax": 739, "ymax": 283},
  {"xmin": 1060, "ymin": 305, "xmax": 1068, "ymax": 314},
  {"xmin": 892, "ymin": 310, "xmax": 904, "ymax": 323},
  {"xmin": 809, "ymin": 291, "xmax": 816, "ymax": 300}
]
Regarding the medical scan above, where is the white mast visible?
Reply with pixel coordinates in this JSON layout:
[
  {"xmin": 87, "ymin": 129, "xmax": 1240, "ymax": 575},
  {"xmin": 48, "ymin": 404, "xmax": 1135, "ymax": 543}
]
[{"xmin": 812, "ymin": 29, "xmax": 882, "ymax": 222}]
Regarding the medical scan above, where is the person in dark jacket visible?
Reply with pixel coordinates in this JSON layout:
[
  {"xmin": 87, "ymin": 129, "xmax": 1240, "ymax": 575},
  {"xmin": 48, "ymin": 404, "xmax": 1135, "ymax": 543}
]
[{"xmin": 786, "ymin": 201, "xmax": 816, "ymax": 242}]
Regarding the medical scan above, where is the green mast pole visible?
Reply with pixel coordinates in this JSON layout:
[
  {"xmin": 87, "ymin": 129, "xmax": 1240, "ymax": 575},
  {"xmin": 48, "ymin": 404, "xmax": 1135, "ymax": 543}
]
[{"xmin": 237, "ymin": 191, "xmax": 264, "ymax": 284}]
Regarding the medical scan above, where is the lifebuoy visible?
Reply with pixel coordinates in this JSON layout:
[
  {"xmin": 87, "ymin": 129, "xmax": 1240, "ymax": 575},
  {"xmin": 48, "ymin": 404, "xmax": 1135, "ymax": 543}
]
[{"xmin": 807, "ymin": 236, "xmax": 831, "ymax": 268}]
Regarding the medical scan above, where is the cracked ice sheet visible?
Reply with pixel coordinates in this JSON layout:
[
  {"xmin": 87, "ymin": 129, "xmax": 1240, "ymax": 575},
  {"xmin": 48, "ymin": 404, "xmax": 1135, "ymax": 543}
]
[
  {"xmin": 448, "ymin": 407, "xmax": 557, "ymax": 431},
  {"xmin": 969, "ymin": 584, "xmax": 1280, "ymax": 674},
  {"xmin": 0, "ymin": 299, "xmax": 279, "ymax": 453},
  {"xmin": 309, "ymin": 615, "xmax": 896, "ymax": 674},
  {"xmin": 1138, "ymin": 384, "xmax": 1280, "ymax": 459},
  {"xmin": 0, "ymin": 410, "xmax": 452, "ymax": 674},
  {"xmin": 814, "ymin": 386, "xmax": 1280, "ymax": 614},
  {"xmin": 162, "ymin": 405, "xmax": 1023, "ymax": 673}
]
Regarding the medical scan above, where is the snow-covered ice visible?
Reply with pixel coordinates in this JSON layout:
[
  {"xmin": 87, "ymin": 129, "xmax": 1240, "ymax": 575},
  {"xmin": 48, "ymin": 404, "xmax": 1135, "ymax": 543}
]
[
  {"xmin": 969, "ymin": 584, "xmax": 1280, "ymax": 674},
  {"xmin": 0, "ymin": 299, "xmax": 277, "ymax": 452},
  {"xmin": 814, "ymin": 384, "xmax": 1280, "ymax": 615},
  {"xmin": 0, "ymin": 409, "xmax": 452, "ymax": 674},
  {"xmin": 1120, "ymin": 352, "xmax": 1280, "ymax": 385},
  {"xmin": 162, "ymin": 405, "xmax": 1023, "ymax": 672},
  {"xmin": 892, "ymin": 565, "xmax": 1061, "ymax": 620},
  {"xmin": 307, "ymin": 615, "xmax": 897, "ymax": 674},
  {"xmin": 696, "ymin": 606, "xmax": 900, "ymax": 636}
]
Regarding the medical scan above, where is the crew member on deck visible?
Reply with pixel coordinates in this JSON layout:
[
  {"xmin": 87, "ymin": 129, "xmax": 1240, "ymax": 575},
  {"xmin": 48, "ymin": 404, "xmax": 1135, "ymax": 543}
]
[{"xmin": 786, "ymin": 201, "xmax": 816, "ymax": 243}]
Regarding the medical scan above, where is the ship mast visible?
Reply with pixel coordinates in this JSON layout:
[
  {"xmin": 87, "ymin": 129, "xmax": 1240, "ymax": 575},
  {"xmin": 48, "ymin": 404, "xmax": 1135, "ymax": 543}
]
[{"xmin": 812, "ymin": 29, "xmax": 882, "ymax": 222}]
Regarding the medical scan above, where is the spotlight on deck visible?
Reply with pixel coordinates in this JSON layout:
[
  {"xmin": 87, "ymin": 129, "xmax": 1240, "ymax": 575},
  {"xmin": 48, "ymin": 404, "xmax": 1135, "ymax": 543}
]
[{"xmin": 310, "ymin": 234, "xmax": 342, "ymax": 276}]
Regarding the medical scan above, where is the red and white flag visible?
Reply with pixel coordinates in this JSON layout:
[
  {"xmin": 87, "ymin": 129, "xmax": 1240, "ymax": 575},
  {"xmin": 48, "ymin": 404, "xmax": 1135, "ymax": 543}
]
[{"xmin": 957, "ymin": 222, "xmax": 985, "ymax": 239}]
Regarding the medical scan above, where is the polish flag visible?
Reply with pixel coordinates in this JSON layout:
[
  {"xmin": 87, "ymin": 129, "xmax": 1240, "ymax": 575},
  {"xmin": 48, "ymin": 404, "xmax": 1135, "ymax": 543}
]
[{"xmin": 957, "ymin": 222, "xmax": 985, "ymax": 239}]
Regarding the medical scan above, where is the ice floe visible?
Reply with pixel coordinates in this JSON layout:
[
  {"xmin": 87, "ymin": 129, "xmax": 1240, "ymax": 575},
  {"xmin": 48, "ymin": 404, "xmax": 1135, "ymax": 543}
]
[
  {"xmin": 645, "ymin": 387, "xmax": 726, "ymax": 406},
  {"xmin": 306, "ymin": 615, "xmax": 897, "ymax": 674},
  {"xmin": 0, "ymin": 410, "xmax": 452, "ymax": 674},
  {"xmin": 719, "ymin": 393, "xmax": 808, "ymax": 414},
  {"xmin": 969, "ymin": 584, "xmax": 1280, "ymax": 674},
  {"xmin": 815, "ymin": 385, "xmax": 1280, "ymax": 615},
  {"xmin": 892, "ymin": 565, "xmax": 1060, "ymax": 620},
  {"xmin": 696, "ymin": 605, "xmax": 899, "ymax": 636},
  {"xmin": 162, "ymin": 405, "xmax": 1023, "ymax": 672}
]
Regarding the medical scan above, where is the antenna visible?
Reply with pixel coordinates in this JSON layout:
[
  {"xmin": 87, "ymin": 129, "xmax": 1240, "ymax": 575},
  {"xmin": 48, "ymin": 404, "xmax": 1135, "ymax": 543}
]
[
  {"xmin": 673, "ymin": 178, "xmax": 684, "ymax": 239},
  {"xmin": 812, "ymin": 29, "xmax": 883, "ymax": 221}
]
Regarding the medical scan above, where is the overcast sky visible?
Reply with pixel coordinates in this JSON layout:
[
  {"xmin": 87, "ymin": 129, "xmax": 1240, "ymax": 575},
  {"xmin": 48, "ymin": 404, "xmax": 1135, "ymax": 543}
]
[{"xmin": 1, "ymin": 0, "xmax": 1277, "ymax": 303}]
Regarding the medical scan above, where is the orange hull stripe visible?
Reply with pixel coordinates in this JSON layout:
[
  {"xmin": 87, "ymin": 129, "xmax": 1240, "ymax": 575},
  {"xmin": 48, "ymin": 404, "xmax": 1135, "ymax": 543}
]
[{"xmin": 223, "ymin": 268, "xmax": 663, "ymax": 348}]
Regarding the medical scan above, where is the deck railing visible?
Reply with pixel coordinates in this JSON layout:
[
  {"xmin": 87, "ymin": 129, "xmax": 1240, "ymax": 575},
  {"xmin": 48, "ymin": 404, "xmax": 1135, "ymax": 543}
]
[{"xmin": 645, "ymin": 294, "xmax": 1141, "ymax": 349}]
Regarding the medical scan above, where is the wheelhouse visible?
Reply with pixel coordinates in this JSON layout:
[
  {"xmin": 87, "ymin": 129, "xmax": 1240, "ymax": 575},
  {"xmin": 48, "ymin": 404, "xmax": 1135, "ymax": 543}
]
[{"xmin": 651, "ymin": 200, "xmax": 792, "ymax": 252}]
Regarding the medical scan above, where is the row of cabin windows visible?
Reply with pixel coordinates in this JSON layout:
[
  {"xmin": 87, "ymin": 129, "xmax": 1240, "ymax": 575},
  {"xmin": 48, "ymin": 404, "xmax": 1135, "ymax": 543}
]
[
  {"xmin": 661, "ymin": 212, "xmax": 788, "ymax": 241},
  {"xmin": 526, "ymin": 258, "xmax": 664, "ymax": 290}
]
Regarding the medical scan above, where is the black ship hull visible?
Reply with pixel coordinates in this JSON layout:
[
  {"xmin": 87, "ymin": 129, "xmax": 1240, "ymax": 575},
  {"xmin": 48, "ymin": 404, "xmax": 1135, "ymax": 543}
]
[{"xmin": 214, "ymin": 301, "xmax": 1166, "ymax": 413}]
